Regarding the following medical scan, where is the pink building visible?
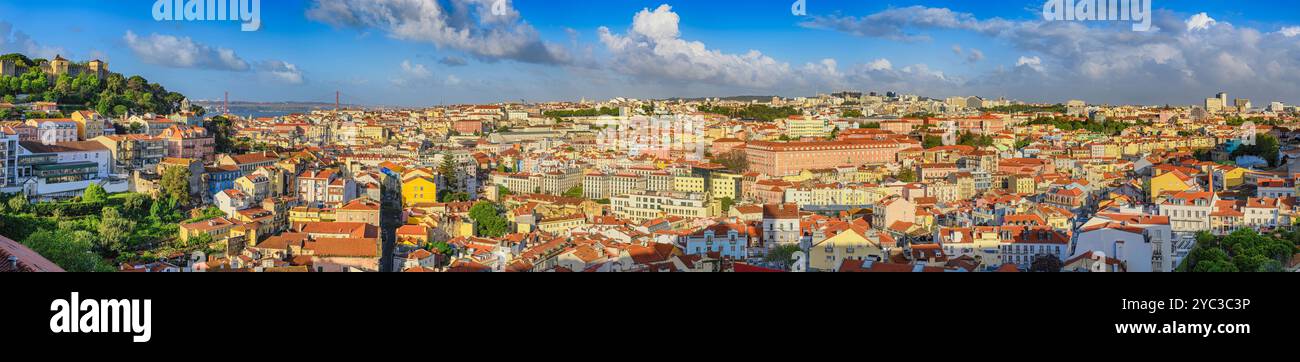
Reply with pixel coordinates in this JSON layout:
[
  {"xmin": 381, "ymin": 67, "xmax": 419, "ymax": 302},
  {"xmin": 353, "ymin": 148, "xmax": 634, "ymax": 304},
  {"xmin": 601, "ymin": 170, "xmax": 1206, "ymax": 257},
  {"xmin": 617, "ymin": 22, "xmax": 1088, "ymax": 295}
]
[
  {"xmin": 454, "ymin": 120, "xmax": 484, "ymax": 135},
  {"xmin": 745, "ymin": 139, "xmax": 914, "ymax": 177},
  {"xmin": 159, "ymin": 125, "xmax": 216, "ymax": 161}
]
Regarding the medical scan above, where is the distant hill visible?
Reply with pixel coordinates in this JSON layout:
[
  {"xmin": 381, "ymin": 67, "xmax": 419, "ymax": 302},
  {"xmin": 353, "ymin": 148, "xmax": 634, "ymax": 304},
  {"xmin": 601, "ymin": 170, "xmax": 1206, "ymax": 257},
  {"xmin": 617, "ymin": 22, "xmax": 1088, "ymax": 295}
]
[
  {"xmin": 191, "ymin": 100, "xmax": 361, "ymax": 118},
  {"xmin": 663, "ymin": 95, "xmax": 781, "ymax": 103}
]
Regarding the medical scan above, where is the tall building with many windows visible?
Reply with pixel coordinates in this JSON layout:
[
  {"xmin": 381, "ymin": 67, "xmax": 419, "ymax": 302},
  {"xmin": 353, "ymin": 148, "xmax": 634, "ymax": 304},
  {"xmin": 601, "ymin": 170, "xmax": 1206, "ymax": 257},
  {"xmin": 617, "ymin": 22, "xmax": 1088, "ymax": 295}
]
[{"xmin": 746, "ymin": 139, "xmax": 914, "ymax": 177}]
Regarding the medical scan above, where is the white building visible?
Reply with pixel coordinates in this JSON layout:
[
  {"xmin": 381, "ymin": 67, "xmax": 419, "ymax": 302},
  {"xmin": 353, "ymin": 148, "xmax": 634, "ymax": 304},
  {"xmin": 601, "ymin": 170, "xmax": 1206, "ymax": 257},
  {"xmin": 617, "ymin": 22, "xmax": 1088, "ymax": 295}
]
[
  {"xmin": 1076, "ymin": 213, "xmax": 1175, "ymax": 272},
  {"xmin": 1157, "ymin": 191, "xmax": 1215, "ymax": 234},
  {"xmin": 611, "ymin": 191, "xmax": 709, "ymax": 223},
  {"xmin": 15, "ymin": 140, "xmax": 118, "ymax": 200}
]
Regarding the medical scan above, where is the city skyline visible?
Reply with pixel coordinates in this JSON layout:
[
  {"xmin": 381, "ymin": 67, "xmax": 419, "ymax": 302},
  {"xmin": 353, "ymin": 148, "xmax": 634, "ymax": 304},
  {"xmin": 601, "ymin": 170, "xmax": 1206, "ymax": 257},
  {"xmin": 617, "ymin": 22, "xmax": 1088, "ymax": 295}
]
[{"xmin": 2, "ymin": 0, "xmax": 1299, "ymax": 107}]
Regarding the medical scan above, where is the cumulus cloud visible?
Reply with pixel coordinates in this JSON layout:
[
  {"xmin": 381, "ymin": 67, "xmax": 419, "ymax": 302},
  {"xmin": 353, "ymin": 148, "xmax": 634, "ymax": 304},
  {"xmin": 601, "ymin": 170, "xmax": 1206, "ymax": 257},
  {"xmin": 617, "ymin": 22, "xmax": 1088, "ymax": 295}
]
[
  {"xmin": 1185, "ymin": 13, "xmax": 1217, "ymax": 32},
  {"xmin": 799, "ymin": 5, "xmax": 1300, "ymax": 104},
  {"xmin": 1016, "ymin": 56, "xmax": 1044, "ymax": 72},
  {"xmin": 306, "ymin": 0, "xmax": 570, "ymax": 65},
  {"xmin": 597, "ymin": 4, "xmax": 794, "ymax": 89},
  {"xmin": 799, "ymin": 6, "xmax": 1010, "ymax": 42},
  {"xmin": 402, "ymin": 60, "xmax": 433, "ymax": 78},
  {"xmin": 0, "ymin": 21, "xmax": 65, "ymax": 59},
  {"xmin": 393, "ymin": 60, "xmax": 437, "ymax": 86},
  {"xmin": 953, "ymin": 45, "xmax": 984, "ymax": 63},
  {"xmin": 438, "ymin": 56, "xmax": 468, "ymax": 66},
  {"xmin": 258, "ymin": 60, "xmax": 305, "ymax": 85},
  {"xmin": 866, "ymin": 58, "xmax": 893, "ymax": 71},
  {"xmin": 123, "ymin": 31, "xmax": 250, "ymax": 71}
]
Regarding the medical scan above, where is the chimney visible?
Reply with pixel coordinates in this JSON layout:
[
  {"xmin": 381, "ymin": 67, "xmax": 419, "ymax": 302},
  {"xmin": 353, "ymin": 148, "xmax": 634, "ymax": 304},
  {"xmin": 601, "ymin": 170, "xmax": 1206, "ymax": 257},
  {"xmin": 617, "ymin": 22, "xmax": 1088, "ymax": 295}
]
[{"xmin": 8, "ymin": 255, "xmax": 18, "ymax": 270}]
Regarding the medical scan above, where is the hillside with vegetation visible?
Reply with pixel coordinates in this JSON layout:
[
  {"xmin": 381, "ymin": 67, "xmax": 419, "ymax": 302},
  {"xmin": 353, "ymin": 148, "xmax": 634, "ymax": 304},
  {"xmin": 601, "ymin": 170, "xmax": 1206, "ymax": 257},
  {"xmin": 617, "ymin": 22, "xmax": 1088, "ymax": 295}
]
[{"xmin": 0, "ymin": 53, "xmax": 190, "ymax": 118}]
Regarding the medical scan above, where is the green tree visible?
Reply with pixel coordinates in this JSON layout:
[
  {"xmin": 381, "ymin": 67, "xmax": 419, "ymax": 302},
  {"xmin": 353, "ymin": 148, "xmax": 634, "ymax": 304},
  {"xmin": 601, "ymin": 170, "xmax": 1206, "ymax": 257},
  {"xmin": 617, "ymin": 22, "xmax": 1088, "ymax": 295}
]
[
  {"xmin": 83, "ymin": 183, "xmax": 108, "ymax": 203},
  {"xmin": 957, "ymin": 132, "xmax": 994, "ymax": 147},
  {"xmin": 468, "ymin": 201, "xmax": 509, "ymax": 238},
  {"xmin": 497, "ymin": 186, "xmax": 513, "ymax": 197},
  {"xmin": 439, "ymin": 191, "xmax": 470, "ymax": 203},
  {"xmin": 563, "ymin": 185, "xmax": 584, "ymax": 199},
  {"xmin": 121, "ymin": 193, "xmax": 151, "ymax": 217},
  {"xmin": 922, "ymin": 135, "xmax": 944, "ymax": 149},
  {"xmin": 203, "ymin": 116, "xmax": 239, "ymax": 154},
  {"xmin": 21, "ymin": 229, "xmax": 115, "ymax": 272},
  {"xmin": 160, "ymin": 166, "xmax": 192, "ymax": 207},
  {"xmin": 765, "ymin": 244, "xmax": 803, "ymax": 269},
  {"xmin": 98, "ymin": 207, "xmax": 135, "ymax": 255},
  {"xmin": 714, "ymin": 150, "xmax": 750, "ymax": 173},
  {"xmin": 438, "ymin": 154, "xmax": 460, "ymax": 193},
  {"xmin": 7, "ymin": 195, "xmax": 27, "ymax": 213},
  {"xmin": 841, "ymin": 109, "xmax": 864, "ymax": 118},
  {"xmin": 1231, "ymin": 133, "xmax": 1280, "ymax": 167},
  {"xmin": 427, "ymin": 241, "xmax": 454, "ymax": 256},
  {"xmin": 697, "ymin": 104, "xmax": 799, "ymax": 122},
  {"xmin": 719, "ymin": 197, "xmax": 735, "ymax": 213},
  {"xmin": 896, "ymin": 168, "xmax": 917, "ymax": 183}
]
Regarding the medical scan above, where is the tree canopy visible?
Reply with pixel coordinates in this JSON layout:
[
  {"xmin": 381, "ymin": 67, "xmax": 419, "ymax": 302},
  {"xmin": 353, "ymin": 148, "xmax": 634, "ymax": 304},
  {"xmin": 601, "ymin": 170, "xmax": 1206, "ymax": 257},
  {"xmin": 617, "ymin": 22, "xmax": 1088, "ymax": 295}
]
[
  {"xmin": 1183, "ymin": 230, "xmax": 1296, "ymax": 272},
  {"xmin": 713, "ymin": 150, "xmax": 750, "ymax": 173},
  {"xmin": 468, "ymin": 201, "xmax": 510, "ymax": 238},
  {"xmin": 1231, "ymin": 133, "xmax": 1280, "ymax": 167},
  {"xmin": 698, "ymin": 104, "xmax": 800, "ymax": 122},
  {"xmin": 0, "ymin": 53, "xmax": 188, "ymax": 117}
]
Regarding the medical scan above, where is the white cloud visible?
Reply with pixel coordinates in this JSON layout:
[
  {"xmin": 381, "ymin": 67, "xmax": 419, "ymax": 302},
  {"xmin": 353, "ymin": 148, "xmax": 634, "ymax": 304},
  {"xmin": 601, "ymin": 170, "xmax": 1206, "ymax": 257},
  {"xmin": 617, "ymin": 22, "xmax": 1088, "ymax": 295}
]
[
  {"xmin": 1016, "ymin": 56, "xmax": 1044, "ymax": 72},
  {"xmin": 0, "ymin": 21, "xmax": 65, "ymax": 59},
  {"xmin": 258, "ymin": 60, "xmax": 305, "ymax": 85},
  {"xmin": 1185, "ymin": 13, "xmax": 1217, "ymax": 32},
  {"xmin": 306, "ymin": 0, "xmax": 570, "ymax": 65},
  {"xmin": 799, "ymin": 6, "xmax": 1010, "ymax": 42},
  {"xmin": 445, "ymin": 74, "xmax": 462, "ymax": 86},
  {"xmin": 438, "ymin": 56, "xmax": 468, "ymax": 66},
  {"xmin": 401, "ymin": 60, "xmax": 432, "ymax": 78},
  {"xmin": 866, "ymin": 58, "xmax": 893, "ymax": 71},
  {"xmin": 123, "ymin": 31, "xmax": 250, "ymax": 71},
  {"xmin": 597, "ymin": 4, "xmax": 793, "ymax": 89},
  {"xmin": 800, "ymin": 6, "xmax": 1300, "ymax": 104},
  {"xmin": 393, "ymin": 60, "xmax": 437, "ymax": 86}
]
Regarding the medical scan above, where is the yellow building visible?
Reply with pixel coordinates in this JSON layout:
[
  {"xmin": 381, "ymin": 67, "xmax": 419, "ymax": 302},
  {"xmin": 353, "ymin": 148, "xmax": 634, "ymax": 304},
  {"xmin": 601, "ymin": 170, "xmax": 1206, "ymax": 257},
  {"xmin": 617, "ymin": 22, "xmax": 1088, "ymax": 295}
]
[
  {"xmin": 69, "ymin": 111, "xmax": 106, "ymax": 140},
  {"xmin": 711, "ymin": 173, "xmax": 742, "ymax": 200},
  {"xmin": 785, "ymin": 116, "xmax": 828, "ymax": 139},
  {"xmin": 288, "ymin": 207, "xmax": 335, "ymax": 224},
  {"xmin": 1149, "ymin": 171, "xmax": 1194, "ymax": 199},
  {"xmin": 538, "ymin": 215, "xmax": 587, "ymax": 235},
  {"xmin": 809, "ymin": 227, "xmax": 885, "ymax": 271},
  {"xmin": 673, "ymin": 176, "xmax": 707, "ymax": 193},
  {"xmin": 1011, "ymin": 175, "xmax": 1036, "ymax": 195},
  {"xmin": 1218, "ymin": 166, "xmax": 1246, "ymax": 188},
  {"xmin": 402, "ymin": 176, "xmax": 438, "ymax": 205}
]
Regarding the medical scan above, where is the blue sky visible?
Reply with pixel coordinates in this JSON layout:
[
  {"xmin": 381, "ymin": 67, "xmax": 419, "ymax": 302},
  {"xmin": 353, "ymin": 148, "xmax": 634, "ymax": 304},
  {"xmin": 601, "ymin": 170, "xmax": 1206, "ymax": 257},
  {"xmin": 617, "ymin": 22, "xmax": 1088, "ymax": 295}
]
[{"xmin": 1, "ymin": 0, "xmax": 1298, "ymax": 106}]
